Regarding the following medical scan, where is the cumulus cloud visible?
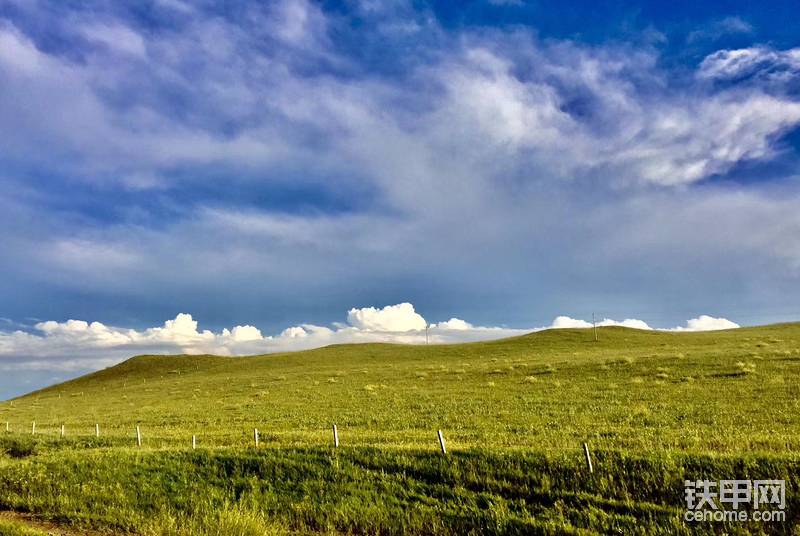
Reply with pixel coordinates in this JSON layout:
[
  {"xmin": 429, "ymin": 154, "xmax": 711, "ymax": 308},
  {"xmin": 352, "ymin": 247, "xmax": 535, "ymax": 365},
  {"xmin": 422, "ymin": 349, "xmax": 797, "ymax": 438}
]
[
  {"xmin": 34, "ymin": 319, "xmax": 135, "ymax": 347},
  {"xmin": 0, "ymin": 305, "xmax": 525, "ymax": 372},
  {"xmin": 601, "ymin": 318, "xmax": 652, "ymax": 330},
  {"xmin": 223, "ymin": 325, "xmax": 263, "ymax": 342},
  {"xmin": 670, "ymin": 315, "xmax": 740, "ymax": 331},
  {"xmin": 9, "ymin": 314, "xmax": 259, "ymax": 358},
  {"xmin": 280, "ymin": 326, "xmax": 308, "ymax": 338},
  {"xmin": 550, "ymin": 316, "xmax": 594, "ymax": 329},
  {"xmin": 550, "ymin": 315, "xmax": 740, "ymax": 332},
  {"xmin": 549, "ymin": 316, "xmax": 652, "ymax": 330},
  {"xmin": 431, "ymin": 318, "xmax": 473, "ymax": 330},
  {"xmin": 347, "ymin": 303, "xmax": 427, "ymax": 332},
  {"xmin": 0, "ymin": 305, "xmax": 744, "ymax": 381}
]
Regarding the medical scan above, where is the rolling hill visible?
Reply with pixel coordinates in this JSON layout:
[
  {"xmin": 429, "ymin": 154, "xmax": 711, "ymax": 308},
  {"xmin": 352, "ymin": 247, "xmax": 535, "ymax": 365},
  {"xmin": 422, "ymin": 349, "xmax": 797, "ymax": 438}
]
[
  {"xmin": 1, "ymin": 324, "xmax": 799, "ymax": 535},
  {"xmin": 3, "ymin": 323, "xmax": 800, "ymax": 452}
]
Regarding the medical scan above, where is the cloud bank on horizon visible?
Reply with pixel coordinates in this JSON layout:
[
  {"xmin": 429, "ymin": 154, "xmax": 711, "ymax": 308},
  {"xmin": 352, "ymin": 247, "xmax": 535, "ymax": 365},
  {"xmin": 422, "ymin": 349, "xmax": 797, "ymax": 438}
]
[{"xmin": 0, "ymin": 303, "xmax": 739, "ymax": 374}]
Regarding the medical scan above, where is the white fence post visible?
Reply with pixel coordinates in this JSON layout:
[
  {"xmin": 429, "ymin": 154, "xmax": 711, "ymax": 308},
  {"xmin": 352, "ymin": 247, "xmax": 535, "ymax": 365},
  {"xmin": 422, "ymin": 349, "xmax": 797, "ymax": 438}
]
[
  {"xmin": 333, "ymin": 424, "xmax": 339, "ymax": 448},
  {"xmin": 583, "ymin": 442, "xmax": 593, "ymax": 473},
  {"xmin": 437, "ymin": 429, "xmax": 447, "ymax": 455},
  {"xmin": 136, "ymin": 425, "xmax": 142, "ymax": 447}
]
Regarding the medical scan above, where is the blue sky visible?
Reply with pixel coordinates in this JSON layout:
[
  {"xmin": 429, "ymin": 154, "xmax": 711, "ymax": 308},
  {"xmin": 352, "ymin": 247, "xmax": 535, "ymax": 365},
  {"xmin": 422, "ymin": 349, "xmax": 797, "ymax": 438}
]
[{"xmin": 1, "ymin": 0, "xmax": 799, "ymax": 398}]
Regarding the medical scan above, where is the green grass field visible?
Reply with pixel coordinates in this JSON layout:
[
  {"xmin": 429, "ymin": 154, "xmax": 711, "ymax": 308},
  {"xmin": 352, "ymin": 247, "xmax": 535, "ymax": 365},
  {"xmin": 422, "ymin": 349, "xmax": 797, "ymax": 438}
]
[{"xmin": 1, "ymin": 324, "xmax": 799, "ymax": 534}]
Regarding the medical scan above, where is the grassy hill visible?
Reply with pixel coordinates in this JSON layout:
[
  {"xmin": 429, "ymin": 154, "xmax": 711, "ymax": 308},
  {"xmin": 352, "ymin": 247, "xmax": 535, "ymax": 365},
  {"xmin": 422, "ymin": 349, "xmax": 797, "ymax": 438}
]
[
  {"xmin": 1, "ymin": 324, "xmax": 799, "ymax": 535},
  {"xmin": 3, "ymin": 324, "xmax": 800, "ymax": 452}
]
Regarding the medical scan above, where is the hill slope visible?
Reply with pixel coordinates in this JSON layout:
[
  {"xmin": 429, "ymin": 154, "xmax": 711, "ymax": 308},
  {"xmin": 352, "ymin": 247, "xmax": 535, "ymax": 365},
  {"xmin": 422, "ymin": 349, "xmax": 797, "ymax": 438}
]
[
  {"xmin": 2, "ymin": 324, "xmax": 800, "ymax": 452},
  {"xmin": 2, "ymin": 325, "xmax": 800, "ymax": 535}
]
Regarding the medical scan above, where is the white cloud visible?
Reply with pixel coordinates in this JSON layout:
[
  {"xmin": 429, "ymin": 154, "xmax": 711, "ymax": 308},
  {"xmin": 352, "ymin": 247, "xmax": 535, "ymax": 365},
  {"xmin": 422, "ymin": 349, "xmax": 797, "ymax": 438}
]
[
  {"xmin": 598, "ymin": 318, "xmax": 652, "ymax": 330},
  {"xmin": 226, "ymin": 325, "xmax": 263, "ymax": 342},
  {"xmin": 270, "ymin": 0, "xmax": 328, "ymax": 49},
  {"xmin": 670, "ymin": 315, "xmax": 740, "ymax": 331},
  {"xmin": 550, "ymin": 314, "xmax": 738, "ymax": 332},
  {"xmin": 34, "ymin": 319, "xmax": 135, "ymax": 346},
  {"xmin": 549, "ymin": 316, "xmax": 652, "ymax": 330},
  {"xmin": 0, "ymin": 305, "xmax": 517, "ymax": 371},
  {"xmin": 303, "ymin": 324, "xmax": 335, "ymax": 336},
  {"xmin": 0, "ymin": 305, "xmax": 745, "ymax": 377},
  {"xmin": 347, "ymin": 303, "xmax": 427, "ymax": 331},
  {"xmin": 280, "ymin": 326, "xmax": 308, "ymax": 338},
  {"xmin": 147, "ymin": 313, "xmax": 215, "ymax": 343},
  {"xmin": 431, "ymin": 318, "xmax": 473, "ymax": 330},
  {"xmin": 430, "ymin": 43, "xmax": 800, "ymax": 187},
  {"xmin": 716, "ymin": 16, "xmax": 754, "ymax": 35},
  {"xmin": 608, "ymin": 94, "xmax": 800, "ymax": 186},
  {"xmin": 0, "ymin": 22, "xmax": 50, "ymax": 74},
  {"xmin": 154, "ymin": 0, "xmax": 194, "ymax": 14},
  {"xmin": 698, "ymin": 46, "xmax": 800, "ymax": 81},
  {"xmin": 550, "ymin": 316, "xmax": 593, "ymax": 329},
  {"xmin": 3, "ymin": 14, "xmax": 800, "ymax": 202},
  {"xmin": 2, "ymin": 23, "xmax": 795, "ymax": 310},
  {"xmin": 440, "ymin": 47, "xmax": 575, "ymax": 150},
  {"xmin": 80, "ymin": 22, "xmax": 147, "ymax": 57},
  {"xmin": 687, "ymin": 16, "xmax": 753, "ymax": 43}
]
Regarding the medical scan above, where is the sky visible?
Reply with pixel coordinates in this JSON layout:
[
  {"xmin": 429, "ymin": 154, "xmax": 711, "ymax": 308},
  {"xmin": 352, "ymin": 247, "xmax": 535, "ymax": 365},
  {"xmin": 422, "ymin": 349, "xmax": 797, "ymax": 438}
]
[{"xmin": 1, "ymin": 0, "xmax": 799, "ymax": 399}]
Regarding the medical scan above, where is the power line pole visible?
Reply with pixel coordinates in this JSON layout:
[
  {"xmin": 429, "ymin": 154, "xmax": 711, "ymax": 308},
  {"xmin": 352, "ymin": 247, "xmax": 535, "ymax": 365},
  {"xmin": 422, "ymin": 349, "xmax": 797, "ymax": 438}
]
[
  {"xmin": 425, "ymin": 324, "xmax": 429, "ymax": 345},
  {"xmin": 593, "ymin": 313, "xmax": 598, "ymax": 342}
]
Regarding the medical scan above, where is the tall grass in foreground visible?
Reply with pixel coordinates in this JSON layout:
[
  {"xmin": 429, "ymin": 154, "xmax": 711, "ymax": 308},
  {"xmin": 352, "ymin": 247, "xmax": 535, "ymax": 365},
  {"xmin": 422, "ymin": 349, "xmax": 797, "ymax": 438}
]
[{"xmin": 0, "ymin": 439, "xmax": 798, "ymax": 535}]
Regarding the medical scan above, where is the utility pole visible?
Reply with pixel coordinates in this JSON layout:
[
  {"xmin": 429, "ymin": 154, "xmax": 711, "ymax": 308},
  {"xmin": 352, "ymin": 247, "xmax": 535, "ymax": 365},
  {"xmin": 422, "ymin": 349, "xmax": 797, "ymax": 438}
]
[
  {"xmin": 593, "ymin": 313, "xmax": 598, "ymax": 342},
  {"xmin": 425, "ymin": 324, "xmax": 429, "ymax": 345}
]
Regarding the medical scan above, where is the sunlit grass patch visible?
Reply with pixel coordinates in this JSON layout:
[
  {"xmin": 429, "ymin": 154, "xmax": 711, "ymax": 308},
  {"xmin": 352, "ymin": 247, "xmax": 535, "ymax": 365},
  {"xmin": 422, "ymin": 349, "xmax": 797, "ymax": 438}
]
[
  {"xmin": 735, "ymin": 361, "xmax": 757, "ymax": 374},
  {"xmin": 0, "ymin": 518, "xmax": 49, "ymax": 536}
]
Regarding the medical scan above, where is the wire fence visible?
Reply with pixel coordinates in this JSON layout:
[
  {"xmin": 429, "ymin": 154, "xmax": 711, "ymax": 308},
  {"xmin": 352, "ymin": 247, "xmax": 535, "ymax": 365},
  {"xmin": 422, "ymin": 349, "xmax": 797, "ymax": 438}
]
[
  {"xmin": 3, "ymin": 420, "xmax": 596, "ymax": 455},
  {"xmin": 6, "ymin": 419, "xmax": 792, "ymax": 455}
]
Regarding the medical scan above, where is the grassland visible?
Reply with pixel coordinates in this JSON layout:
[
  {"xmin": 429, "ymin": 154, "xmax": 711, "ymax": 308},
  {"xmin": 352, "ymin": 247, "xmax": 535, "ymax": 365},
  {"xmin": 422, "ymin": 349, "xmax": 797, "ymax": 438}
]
[{"xmin": 1, "ymin": 324, "xmax": 799, "ymax": 534}]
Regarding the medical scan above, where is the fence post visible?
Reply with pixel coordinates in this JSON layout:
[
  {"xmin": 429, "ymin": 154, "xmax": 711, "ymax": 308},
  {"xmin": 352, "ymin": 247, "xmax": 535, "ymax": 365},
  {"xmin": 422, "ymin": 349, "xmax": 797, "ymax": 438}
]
[
  {"xmin": 136, "ymin": 425, "xmax": 142, "ymax": 447},
  {"xmin": 437, "ymin": 429, "xmax": 447, "ymax": 455},
  {"xmin": 333, "ymin": 424, "xmax": 339, "ymax": 448},
  {"xmin": 192, "ymin": 435, "xmax": 196, "ymax": 450},
  {"xmin": 61, "ymin": 424, "xmax": 65, "ymax": 438},
  {"xmin": 95, "ymin": 424, "xmax": 100, "ymax": 437},
  {"xmin": 31, "ymin": 422, "xmax": 35, "ymax": 435},
  {"xmin": 254, "ymin": 428, "xmax": 259, "ymax": 448},
  {"xmin": 5, "ymin": 422, "xmax": 8, "ymax": 433},
  {"xmin": 583, "ymin": 442, "xmax": 593, "ymax": 473}
]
